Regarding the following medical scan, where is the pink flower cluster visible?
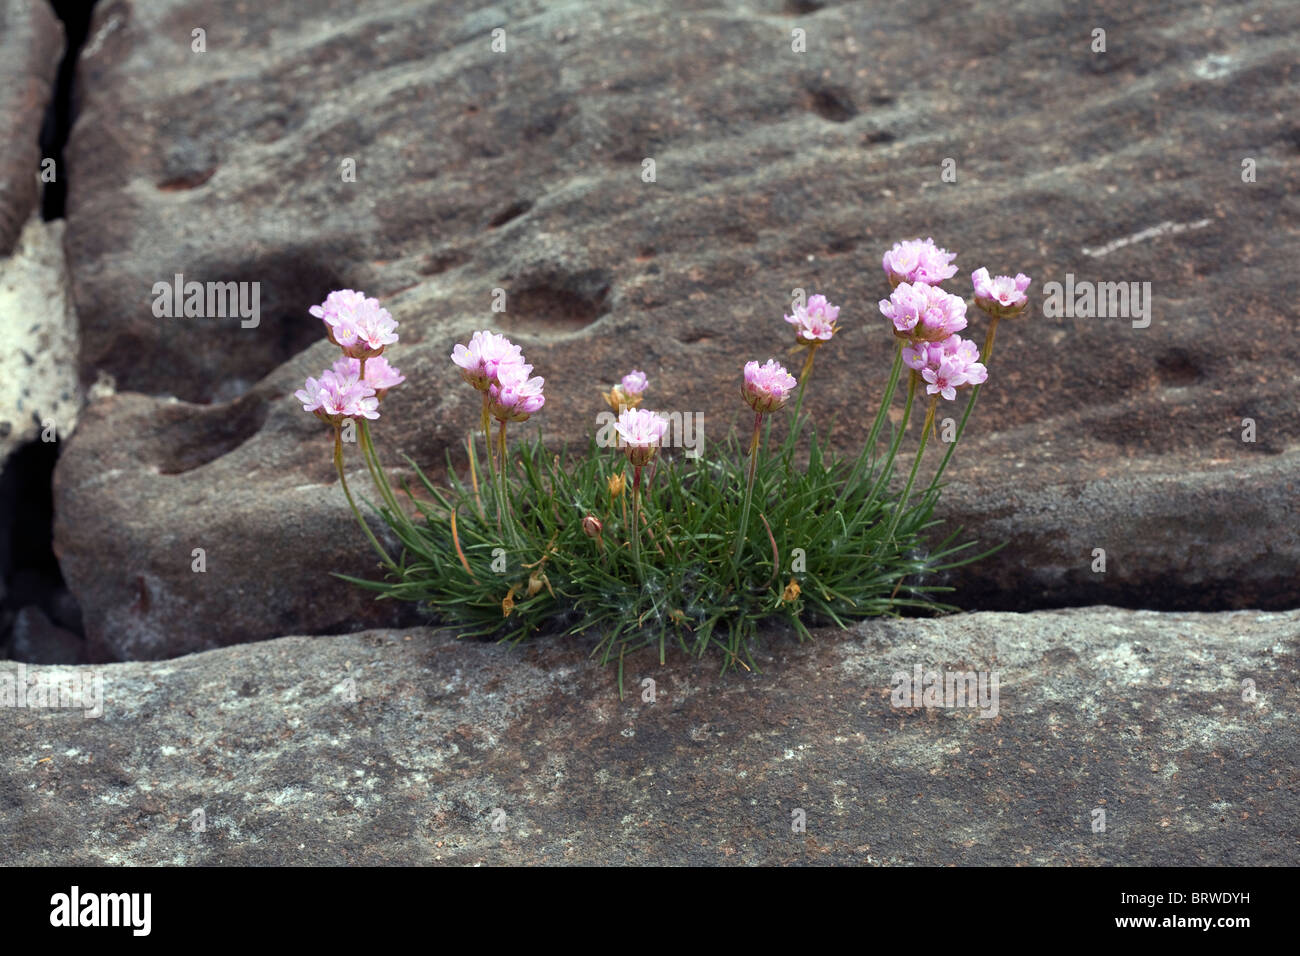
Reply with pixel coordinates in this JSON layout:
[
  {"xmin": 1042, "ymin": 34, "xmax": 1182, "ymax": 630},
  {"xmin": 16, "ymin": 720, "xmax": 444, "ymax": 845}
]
[
  {"xmin": 879, "ymin": 281, "xmax": 968, "ymax": 343},
  {"xmin": 309, "ymin": 290, "xmax": 399, "ymax": 359},
  {"xmin": 903, "ymin": 334, "xmax": 988, "ymax": 400},
  {"xmin": 882, "ymin": 238, "xmax": 958, "ymax": 287},
  {"xmin": 876, "ymin": 238, "xmax": 1032, "ymax": 401},
  {"xmin": 451, "ymin": 330, "xmax": 546, "ymax": 422},
  {"xmin": 784, "ymin": 294, "xmax": 841, "ymax": 343},
  {"xmin": 297, "ymin": 291, "xmax": 404, "ymax": 424},
  {"xmin": 742, "ymin": 359, "xmax": 798, "ymax": 413}
]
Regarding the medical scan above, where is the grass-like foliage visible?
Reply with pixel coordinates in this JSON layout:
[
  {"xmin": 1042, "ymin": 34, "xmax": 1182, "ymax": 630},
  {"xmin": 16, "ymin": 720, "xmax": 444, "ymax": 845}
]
[{"xmin": 296, "ymin": 242, "xmax": 1027, "ymax": 684}]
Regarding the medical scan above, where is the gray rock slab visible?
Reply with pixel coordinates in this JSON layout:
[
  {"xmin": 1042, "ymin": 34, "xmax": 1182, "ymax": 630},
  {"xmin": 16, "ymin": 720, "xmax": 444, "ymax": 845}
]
[{"xmin": 2, "ymin": 607, "xmax": 1295, "ymax": 865}]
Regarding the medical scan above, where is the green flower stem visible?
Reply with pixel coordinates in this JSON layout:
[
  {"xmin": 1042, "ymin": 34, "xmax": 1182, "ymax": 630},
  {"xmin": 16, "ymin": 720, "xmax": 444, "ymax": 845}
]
[
  {"xmin": 927, "ymin": 382, "xmax": 979, "ymax": 495},
  {"xmin": 982, "ymin": 314, "xmax": 1001, "ymax": 364},
  {"xmin": 841, "ymin": 340, "xmax": 904, "ymax": 499},
  {"xmin": 496, "ymin": 418, "xmax": 519, "ymax": 547},
  {"xmin": 730, "ymin": 410, "xmax": 764, "ymax": 582},
  {"xmin": 481, "ymin": 392, "xmax": 500, "ymax": 524},
  {"xmin": 631, "ymin": 463, "xmax": 645, "ymax": 582},
  {"xmin": 927, "ymin": 314, "xmax": 999, "ymax": 494},
  {"xmin": 358, "ymin": 420, "xmax": 401, "ymax": 517},
  {"xmin": 882, "ymin": 394, "xmax": 937, "ymax": 549},
  {"xmin": 866, "ymin": 367, "xmax": 918, "ymax": 504},
  {"xmin": 781, "ymin": 343, "xmax": 819, "ymax": 467},
  {"xmin": 334, "ymin": 431, "xmax": 396, "ymax": 570}
]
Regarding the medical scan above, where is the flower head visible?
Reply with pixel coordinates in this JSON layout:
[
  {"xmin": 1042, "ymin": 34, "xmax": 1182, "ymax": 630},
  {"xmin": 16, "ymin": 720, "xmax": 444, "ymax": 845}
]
[
  {"xmin": 879, "ymin": 281, "xmax": 968, "ymax": 343},
  {"xmin": 882, "ymin": 238, "xmax": 958, "ymax": 287},
  {"xmin": 310, "ymin": 290, "xmax": 398, "ymax": 358},
  {"xmin": 972, "ymin": 267, "xmax": 1032, "ymax": 318},
  {"xmin": 784, "ymin": 294, "xmax": 841, "ymax": 344},
  {"xmin": 621, "ymin": 369, "xmax": 648, "ymax": 397},
  {"xmin": 742, "ymin": 359, "xmax": 798, "ymax": 413},
  {"xmin": 450, "ymin": 330, "xmax": 525, "ymax": 391},
  {"xmin": 332, "ymin": 356, "xmax": 405, "ymax": 399},
  {"xmin": 488, "ymin": 362, "xmax": 546, "ymax": 422},
  {"xmin": 614, "ymin": 408, "xmax": 670, "ymax": 467},
  {"xmin": 903, "ymin": 333, "xmax": 981, "ymax": 372},
  {"xmin": 604, "ymin": 369, "xmax": 649, "ymax": 411},
  {"xmin": 295, "ymin": 368, "xmax": 379, "ymax": 423},
  {"xmin": 910, "ymin": 336, "xmax": 987, "ymax": 401}
]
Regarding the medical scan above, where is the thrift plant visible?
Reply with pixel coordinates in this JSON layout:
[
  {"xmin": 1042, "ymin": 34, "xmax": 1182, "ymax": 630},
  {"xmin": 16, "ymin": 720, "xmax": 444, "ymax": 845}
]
[{"xmin": 295, "ymin": 240, "xmax": 1031, "ymax": 683}]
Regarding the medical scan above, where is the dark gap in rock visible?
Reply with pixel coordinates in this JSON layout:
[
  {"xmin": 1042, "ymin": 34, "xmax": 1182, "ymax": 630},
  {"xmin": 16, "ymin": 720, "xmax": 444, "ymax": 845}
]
[
  {"xmin": 1, "ymin": 439, "xmax": 85, "ymax": 662},
  {"xmin": 807, "ymin": 84, "xmax": 857, "ymax": 123},
  {"xmin": 487, "ymin": 199, "xmax": 532, "ymax": 228},
  {"xmin": 40, "ymin": 0, "xmax": 99, "ymax": 221}
]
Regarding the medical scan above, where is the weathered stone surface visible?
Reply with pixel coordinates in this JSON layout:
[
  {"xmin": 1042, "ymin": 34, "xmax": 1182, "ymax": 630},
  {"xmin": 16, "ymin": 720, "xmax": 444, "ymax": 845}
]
[
  {"xmin": 55, "ymin": 0, "xmax": 1300, "ymax": 658},
  {"xmin": 0, "ymin": 217, "xmax": 81, "ymax": 462},
  {"xmin": 0, "ymin": 0, "xmax": 61, "ymax": 256},
  {"xmin": 2, "ymin": 607, "xmax": 1296, "ymax": 865}
]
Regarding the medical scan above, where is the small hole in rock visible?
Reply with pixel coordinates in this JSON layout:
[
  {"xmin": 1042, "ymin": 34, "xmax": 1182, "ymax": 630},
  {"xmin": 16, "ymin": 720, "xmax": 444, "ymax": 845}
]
[{"xmin": 807, "ymin": 85, "xmax": 857, "ymax": 123}]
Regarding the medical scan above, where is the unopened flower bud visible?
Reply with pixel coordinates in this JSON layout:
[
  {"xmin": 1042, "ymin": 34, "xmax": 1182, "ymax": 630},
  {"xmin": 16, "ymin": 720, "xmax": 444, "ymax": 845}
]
[{"xmin": 582, "ymin": 515, "xmax": 603, "ymax": 538}]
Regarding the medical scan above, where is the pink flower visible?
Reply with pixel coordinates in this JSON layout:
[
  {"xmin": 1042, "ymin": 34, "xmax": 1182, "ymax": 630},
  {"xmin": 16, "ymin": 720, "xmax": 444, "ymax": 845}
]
[
  {"xmin": 882, "ymin": 238, "xmax": 958, "ymax": 287},
  {"xmin": 742, "ymin": 359, "xmax": 798, "ymax": 413},
  {"xmin": 488, "ymin": 362, "xmax": 546, "ymax": 422},
  {"xmin": 784, "ymin": 294, "xmax": 841, "ymax": 343},
  {"xmin": 905, "ymin": 333, "xmax": 981, "ymax": 371},
  {"xmin": 296, "ymin": 368, "xmax": 379, "ymax": 422},
  {"xmin": 294, "ymin": 375, "xmax": 328, "ymax": 413},
  {"xmin": 450, "ymin": 330, "xmax": 525, "ymax": 391},
  {"xmin": 879, "ymin": 282, "xmax": 968, "ymax": 342},
  {"xmin": 972, "ymin": 267, "xmax": 1032, "ymax": 318},
  {"xmin": 310, "ymin": 290, "xmax": 398, "ymax": 358},
  {"xmin": 332, "ymin": 356, "xmax": 405, "ymax": 398},
  {"xmin": 614, "ymin": 407, "xmax": 670, "ymax": 466},
  {"xmin": 921, "ymin": 358, "xmax": 968, "ymax": 401},
  {"xmin": 621, "ymin": 369, "xmax": 648, "ymax": 398},
  {"xmin": 911, "ymin": 336, "xmax": 987, "ymax": 400}
]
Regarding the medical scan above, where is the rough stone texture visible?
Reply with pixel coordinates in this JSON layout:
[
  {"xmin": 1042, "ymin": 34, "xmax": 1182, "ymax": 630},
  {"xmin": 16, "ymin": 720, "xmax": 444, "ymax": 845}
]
[
  {"xmin": 1, "ymin": 607, "xmax": 1296, "ymax": 865},
  {"xmin": 0, "ymin": 0, "xmax": 61, "ymax": 256},
  {"xmin": 0, "ymin": 217, "xmax": 81, "ymax": 462},
  {"xmin": 55, "ymin": 0, "xmax": 1300, "ymax": 658}
]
